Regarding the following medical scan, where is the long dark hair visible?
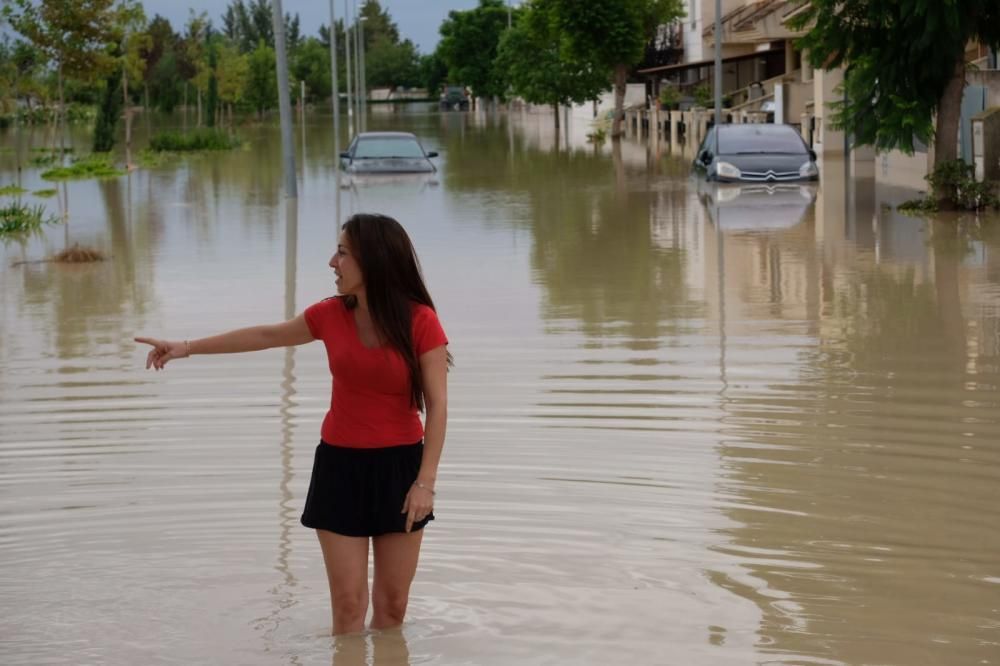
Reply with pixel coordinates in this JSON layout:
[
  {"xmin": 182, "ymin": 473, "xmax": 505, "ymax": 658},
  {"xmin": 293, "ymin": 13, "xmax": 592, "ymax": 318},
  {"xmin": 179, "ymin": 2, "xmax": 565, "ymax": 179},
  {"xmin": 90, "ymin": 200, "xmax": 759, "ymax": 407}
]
[{"xmin": 341, "ymin": 213, "xmax": 449, "ymax": 411}]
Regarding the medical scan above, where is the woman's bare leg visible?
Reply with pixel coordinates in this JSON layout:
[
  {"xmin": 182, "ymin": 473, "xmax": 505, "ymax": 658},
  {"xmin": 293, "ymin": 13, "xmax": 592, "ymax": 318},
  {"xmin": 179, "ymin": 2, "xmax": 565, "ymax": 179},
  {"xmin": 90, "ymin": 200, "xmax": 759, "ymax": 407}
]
[
  {"xmin": 316, "ymin": 530, "xmax": 370, "ymax": 635},
  {"xmin": 370, "ymin": 530, "xmax": 424, "ymax": 630}
]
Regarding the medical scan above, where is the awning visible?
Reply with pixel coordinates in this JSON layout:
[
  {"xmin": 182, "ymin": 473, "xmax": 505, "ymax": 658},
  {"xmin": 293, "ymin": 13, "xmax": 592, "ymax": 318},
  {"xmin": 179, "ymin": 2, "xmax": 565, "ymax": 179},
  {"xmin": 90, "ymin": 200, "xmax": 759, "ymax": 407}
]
[
  {"xmin": 637, "ymin": 47, "xmax": 785, "ymax": 77},
  {"xmin": 704, "ymin": 0, "xmax": 806, "ymax": 37}
]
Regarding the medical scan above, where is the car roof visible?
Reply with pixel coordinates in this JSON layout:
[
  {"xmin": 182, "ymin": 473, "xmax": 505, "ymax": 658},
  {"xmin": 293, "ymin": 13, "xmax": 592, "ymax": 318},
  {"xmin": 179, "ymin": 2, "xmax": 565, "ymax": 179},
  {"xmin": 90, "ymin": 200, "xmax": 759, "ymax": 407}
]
[
  {"xmin": 356, "ymin": 132, "xmax": 419, "ymax": 139},
  {"xmin": 716, "ymin": 124, "xmax": 799, "ymax": 136}
]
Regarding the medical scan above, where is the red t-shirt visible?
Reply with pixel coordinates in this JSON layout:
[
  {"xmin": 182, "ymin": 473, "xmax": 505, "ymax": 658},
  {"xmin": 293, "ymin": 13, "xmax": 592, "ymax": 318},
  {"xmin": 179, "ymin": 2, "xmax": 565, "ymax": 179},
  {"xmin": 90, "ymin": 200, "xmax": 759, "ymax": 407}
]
[{"xmin": 304, "ymin": 297, "xmax": 448, "ymax": 448}]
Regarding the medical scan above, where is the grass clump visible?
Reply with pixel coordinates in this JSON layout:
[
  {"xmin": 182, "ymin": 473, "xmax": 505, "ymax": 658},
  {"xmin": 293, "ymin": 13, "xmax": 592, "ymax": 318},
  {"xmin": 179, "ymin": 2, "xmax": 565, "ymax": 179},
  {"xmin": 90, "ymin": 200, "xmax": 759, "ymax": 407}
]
[
  {"xmin": 41, "ymin": 153, "xmax": 123, "ymax": 181},
  {"xmin": 148, "ymin": 128, "xmax": 241, "ymax": 152},
  {"xmin": 0, "ymin": 183, "xmax": 28, "ymax": 196},
  {"xmin": 32, "ymin": 188, "xmax": 58, "ymax": 198},
  {"xmin": 53, "ymin": 243, "xmax": 106, "ymax": 263},
  {"xmin": 1, "ymin": 201, "xmax": 59, "ymax": 237}
]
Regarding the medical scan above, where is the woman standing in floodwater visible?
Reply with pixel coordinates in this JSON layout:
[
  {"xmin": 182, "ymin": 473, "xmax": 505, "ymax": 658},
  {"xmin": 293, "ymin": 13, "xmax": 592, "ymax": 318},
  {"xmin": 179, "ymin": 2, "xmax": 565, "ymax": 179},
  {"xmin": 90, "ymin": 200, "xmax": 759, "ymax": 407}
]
[{"xmin": 136, "ymin": 213, "xmax": 450, "ymax": 635}]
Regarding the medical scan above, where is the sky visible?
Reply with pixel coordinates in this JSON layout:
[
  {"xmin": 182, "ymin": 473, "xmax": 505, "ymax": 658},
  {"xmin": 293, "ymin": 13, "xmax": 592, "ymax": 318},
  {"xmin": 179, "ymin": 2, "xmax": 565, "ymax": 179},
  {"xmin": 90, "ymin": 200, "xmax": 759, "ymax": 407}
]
[{"xmin": 141, "ymin": 0, "xmax": 487, "ymax": 54}]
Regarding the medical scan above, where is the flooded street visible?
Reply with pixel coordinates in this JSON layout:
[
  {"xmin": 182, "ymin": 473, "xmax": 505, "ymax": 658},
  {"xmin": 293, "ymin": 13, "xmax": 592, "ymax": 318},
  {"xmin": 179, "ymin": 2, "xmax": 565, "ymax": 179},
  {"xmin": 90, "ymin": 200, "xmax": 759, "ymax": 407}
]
[{"xmin": 2, "ymin": 107, "xmax": 999, "ymax": 665}]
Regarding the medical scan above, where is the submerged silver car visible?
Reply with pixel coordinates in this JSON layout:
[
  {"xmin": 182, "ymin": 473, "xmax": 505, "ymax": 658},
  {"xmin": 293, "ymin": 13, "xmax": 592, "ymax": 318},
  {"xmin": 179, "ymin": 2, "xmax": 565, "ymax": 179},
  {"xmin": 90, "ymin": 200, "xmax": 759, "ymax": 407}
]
[
  {"xmin": 339, "ymin": 131, "xmax": 438, "ymax": 175},
  {"xmin": 693, "ymin": 124, "xmax": 819, "ymax": 183}
]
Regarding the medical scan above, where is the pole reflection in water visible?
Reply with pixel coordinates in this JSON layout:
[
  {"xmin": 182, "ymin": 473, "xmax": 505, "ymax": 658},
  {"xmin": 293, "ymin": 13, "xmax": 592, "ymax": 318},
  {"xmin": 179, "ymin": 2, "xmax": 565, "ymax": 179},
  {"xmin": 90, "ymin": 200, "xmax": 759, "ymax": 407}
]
[{"xmin": 258, "ymin": 196, "xmax": 301, "ymax": 641}]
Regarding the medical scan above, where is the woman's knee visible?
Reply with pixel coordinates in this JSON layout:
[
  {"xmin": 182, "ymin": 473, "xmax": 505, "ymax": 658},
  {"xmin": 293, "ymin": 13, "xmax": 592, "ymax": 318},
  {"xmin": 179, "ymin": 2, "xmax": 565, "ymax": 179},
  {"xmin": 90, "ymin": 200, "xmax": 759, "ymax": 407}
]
[
  {"xmin": 372, "ymin": 587, "xmax": 409, "ymax": 623},
  {"xmin": 332, "ymin": 588, "xmax": 368, "ymax": 624}
]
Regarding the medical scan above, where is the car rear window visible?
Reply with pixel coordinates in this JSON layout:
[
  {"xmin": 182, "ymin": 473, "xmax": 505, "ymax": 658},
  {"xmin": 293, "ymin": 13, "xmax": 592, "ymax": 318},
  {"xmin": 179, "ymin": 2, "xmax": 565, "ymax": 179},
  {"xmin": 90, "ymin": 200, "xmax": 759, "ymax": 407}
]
[
  {"xmin": 719, "ymin": 127, "xmax": 807, "ymax": 155},
  {"xmin": 354, "ymin": 138, "xmax": 425, "ymax": 159}
]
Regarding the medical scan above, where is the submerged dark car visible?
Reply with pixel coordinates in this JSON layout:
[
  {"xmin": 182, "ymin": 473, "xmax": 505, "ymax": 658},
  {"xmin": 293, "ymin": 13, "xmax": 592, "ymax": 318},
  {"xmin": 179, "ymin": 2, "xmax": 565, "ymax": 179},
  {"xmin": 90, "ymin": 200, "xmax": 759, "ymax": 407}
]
[
  {"xmin": 693, "ymin": 124, "xmax": 819, "ymax": 183},
  {"xmin": 339, "ymin": 132, "xmax": 438, "ymax": 176}
]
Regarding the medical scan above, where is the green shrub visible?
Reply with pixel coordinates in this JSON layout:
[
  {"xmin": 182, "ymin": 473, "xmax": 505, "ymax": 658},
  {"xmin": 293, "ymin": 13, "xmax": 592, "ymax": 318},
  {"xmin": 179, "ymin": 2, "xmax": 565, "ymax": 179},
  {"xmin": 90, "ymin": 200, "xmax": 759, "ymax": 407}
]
[
  {"xmin": 1, "ymin": 201, "xmax": 59, "ymax": 237},
  {"xmin": 927, "ymin": 159, "xmax": 999, "ymax": 210},
  {"xmin": 0, "ymin": 184, "xmax": 28, "ymax": 196},
  {"xmin": 41, "ymin": 153, "xmax": 123, "ymax": 181},
  {"xmin": 693, "ymin": 85, "xmax": 712, "ymax": 108},
  {"xmin": 33, "ymin": 188, "xmax": 58, "ymax": 198},
  {"xmin": 148, "ymin": 128, "xmax": 241, "ymax": 152},
  {"xmin": 658, "ymin": 86, "xmax": 680, "ymax": 110}
]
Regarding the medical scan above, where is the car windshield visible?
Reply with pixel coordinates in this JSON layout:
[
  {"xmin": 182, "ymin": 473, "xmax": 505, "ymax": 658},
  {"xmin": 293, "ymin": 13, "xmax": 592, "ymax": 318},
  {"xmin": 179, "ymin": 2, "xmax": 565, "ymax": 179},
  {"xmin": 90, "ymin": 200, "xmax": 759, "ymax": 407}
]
[
  {"xmin": 354, "ymin": 137, "xmax": 425, "ymax": 159},
  {"xmin": 719, "ymin": 128, "xmax": 807, "ymax": 155}
]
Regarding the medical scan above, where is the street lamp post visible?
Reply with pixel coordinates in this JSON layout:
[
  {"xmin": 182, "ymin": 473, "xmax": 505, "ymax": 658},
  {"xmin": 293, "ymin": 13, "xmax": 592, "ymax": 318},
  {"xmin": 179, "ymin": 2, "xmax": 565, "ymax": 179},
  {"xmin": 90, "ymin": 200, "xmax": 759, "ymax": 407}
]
[
  {"xmin": 714, "ymin": 0, "xmax": 723, "ymax": 127},
  {"xmin": 329, "ymin": 0, "xmax": 340, "ymax": 167},
  {"xmin": 343, "ymin": 0, "xmax": 353, "ymax": 137},
  {"xmin": 359, "ymin": 16, "xmax": 367, "ymax": 132}
]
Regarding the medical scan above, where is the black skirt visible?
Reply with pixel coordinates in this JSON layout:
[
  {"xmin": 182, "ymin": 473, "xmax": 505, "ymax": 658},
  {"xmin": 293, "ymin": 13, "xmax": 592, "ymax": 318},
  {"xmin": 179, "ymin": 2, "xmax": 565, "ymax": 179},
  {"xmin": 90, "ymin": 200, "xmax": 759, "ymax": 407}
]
[{"xmin": 301, "ymin": 441, "xmax": 434, "ymax": 537}]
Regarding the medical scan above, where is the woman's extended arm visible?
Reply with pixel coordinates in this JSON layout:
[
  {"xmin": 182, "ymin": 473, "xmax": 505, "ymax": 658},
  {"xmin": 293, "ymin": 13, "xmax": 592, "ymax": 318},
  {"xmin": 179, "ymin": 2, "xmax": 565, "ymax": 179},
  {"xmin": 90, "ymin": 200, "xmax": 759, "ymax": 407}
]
[
  {"xmin": 402, "ymin": 344, "xmax": 449, "ymax": 532},
  {"xmin": 135, "ymin": 313, "xmax": 314, "ymax": 370}
]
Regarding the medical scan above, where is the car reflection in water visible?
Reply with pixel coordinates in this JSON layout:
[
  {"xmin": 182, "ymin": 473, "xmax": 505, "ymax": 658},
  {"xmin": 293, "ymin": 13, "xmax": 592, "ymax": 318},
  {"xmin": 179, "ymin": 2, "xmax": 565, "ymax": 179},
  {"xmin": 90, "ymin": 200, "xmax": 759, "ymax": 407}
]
[
  {"xmin": 339, "ymin": 131, "xmax": 439, "ymax": 189},
  {"xmin": 698, "ymin": 178, "xmax": 817, "ymax": 231}
]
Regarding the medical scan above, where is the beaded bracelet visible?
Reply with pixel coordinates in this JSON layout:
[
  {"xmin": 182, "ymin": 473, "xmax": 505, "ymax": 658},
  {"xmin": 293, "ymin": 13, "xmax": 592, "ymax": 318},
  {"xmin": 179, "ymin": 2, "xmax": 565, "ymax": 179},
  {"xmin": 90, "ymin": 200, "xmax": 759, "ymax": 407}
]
[
  {"xmin": 414, "ymin": 481, "xmax": 436, "ymax": 495},
  {"xmin": 184, "ymin": 340, "xmax": 192, "ymax": 357}
]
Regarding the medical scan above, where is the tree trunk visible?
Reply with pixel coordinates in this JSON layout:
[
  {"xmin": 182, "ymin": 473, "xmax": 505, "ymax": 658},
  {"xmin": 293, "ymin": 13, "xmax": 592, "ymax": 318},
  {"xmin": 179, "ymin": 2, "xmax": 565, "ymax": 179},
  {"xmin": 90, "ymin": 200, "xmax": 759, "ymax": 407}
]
[
  {"xmin": 553, "ymin": 103, "xmax": 560, "ymax": 131},
  {"xmin": 123, "ymin": 68, "xmax": 133, "ymax": 167},
  {"xmin": 183, "ymin": 83, "xmax": 188, "ymax": 131},
  {"xmin": 197, "ymin": 88, "xmax": 202, "ymax": 128},
  {"xmin": 57, "ymin": 60, "xmax": 65, "ymax": 156},
  {"xmin": 934, "ymin": 57, "xmax": 966, "ymax": 169},
  {"xmin": 933, "ymin": 57, "xmax": 967, "ymax": 208},
  {"xmin": 611, "ymin": 62, "xmax": 628, "ymax": 140}
]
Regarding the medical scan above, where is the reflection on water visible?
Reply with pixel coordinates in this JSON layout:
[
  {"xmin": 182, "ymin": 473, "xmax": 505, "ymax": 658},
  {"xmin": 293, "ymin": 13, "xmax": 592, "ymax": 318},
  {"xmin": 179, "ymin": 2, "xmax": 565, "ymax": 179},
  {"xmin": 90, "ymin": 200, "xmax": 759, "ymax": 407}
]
[{"xmin": 1, "ymin": 108, "xmax": 999, "ymax": 665}]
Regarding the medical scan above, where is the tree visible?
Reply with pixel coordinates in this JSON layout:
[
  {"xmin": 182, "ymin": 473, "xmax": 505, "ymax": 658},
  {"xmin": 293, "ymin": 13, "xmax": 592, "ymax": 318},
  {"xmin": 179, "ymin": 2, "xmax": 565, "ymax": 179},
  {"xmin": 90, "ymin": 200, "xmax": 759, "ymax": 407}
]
[
  {"xmin": 148, "ymin": 49, "xmax": 182, "ymax": 112},
  {"xmin": 790, "ymin": 1, "xmax": 1000, "ymax": 181},
  {"xmin": 419, "ymin": 51, "xmax": 448, "ymax": 97},
  {"xmin": 92, "ymin": 51, "xmax": 122, "ymax": 151},
  {"xmin": 222, "ymin": 0, "xmax": 299, "ymax": 53},
  {"xmin": 245, "ymin": 40, "xmax": 276, "ymax": 118},
  {"xmin": 112, "ymin": 0, "xmax": 151, "ymax": 160},
  {"xmin": 550, "ymin": 0, "xmax": 684, "ymax": 138},
  {"xmin": 183, "ymin": 11, "xmax": 210, "ymax": 126},
  {"xmin": 366, "ymin": 39, "xmax": 421, "ymax": 89},
  {"xmin": 216, "ymin": 41, "xmax": 248, "ymax": 124},
  {"xmin": 142, "ymin": 14, "xmax": 177, "ymax": 107},
  {"xmin": 291, "ymin": 36, "xmax": 331, "ymax": 102},
  {"xmin": 437, "ymin": 0, "xmax": 512, "ymax": 104},
  {"xmin": 4, "ymin": 0, "xmax": 118, "ymax": 150},
  {"xmin": 497, "ymin": 0, "xmax": 608, "ymax": 129}
]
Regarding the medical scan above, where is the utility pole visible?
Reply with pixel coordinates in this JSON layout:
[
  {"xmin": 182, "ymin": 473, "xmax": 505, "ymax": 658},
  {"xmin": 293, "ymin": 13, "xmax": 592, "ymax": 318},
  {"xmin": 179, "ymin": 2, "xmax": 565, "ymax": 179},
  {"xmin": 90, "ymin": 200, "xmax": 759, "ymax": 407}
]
[
  {"xmin": 329, "ymin": 0, "xmax": 341, "ymax": 166},
  {"xmin": 272, "ymin": 0, "xmax": 297, "ymax": 197},
  {"xmin": 353, "ymin": 1, "xmax": 362, "ymax": 132},
  {"xmin": 344, "ymin": 0, "xmax": 353, "ymax": 137},
  {"xmin": 359, "ymin": 16, "xmax": 367, "ymax": 132},
  {"xmin": 713, "ymin": 0, "xmax": 722, "ymax": 128}
]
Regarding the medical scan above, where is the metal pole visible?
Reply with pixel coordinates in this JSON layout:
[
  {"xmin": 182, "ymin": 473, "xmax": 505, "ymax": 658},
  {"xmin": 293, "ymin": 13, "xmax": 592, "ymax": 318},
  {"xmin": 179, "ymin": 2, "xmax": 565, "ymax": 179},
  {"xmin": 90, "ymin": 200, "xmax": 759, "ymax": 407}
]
[
  {"xmin": 329, "ymin": 0, "xmax": 341, "ymax": 167},
  {"xmin": 359, "ymin": 17, "xmax": 367, "ymax": 132},
  {"xmin": 343, "ymin": 0, "xmax": 353, "ymax": 137},
  {"xmin": 353, "ymin": 1, "xmax": 362, "ymax": 132},
  {"xmin": 272, "ymin": 0, "xmax": 297, "ymax": 197},
  {"xmin": 714, "ymin": 0, "xmax": 722, "ymax": 127}
]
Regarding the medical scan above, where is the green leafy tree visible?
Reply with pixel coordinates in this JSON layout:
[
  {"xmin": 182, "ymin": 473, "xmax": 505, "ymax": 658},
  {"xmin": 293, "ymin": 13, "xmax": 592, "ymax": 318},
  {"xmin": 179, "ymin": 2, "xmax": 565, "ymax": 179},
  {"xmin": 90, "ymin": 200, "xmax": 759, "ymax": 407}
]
[
  {"xmin": 366, "ymin": 39, "xmax": 421, "ymax": 89},
  {"xmin": 216, "ymin": 41, "xmax": 248, "ymax": 123},
  {"xmin": 245, "ymin": 40, "xmax": 276, "ymax": 118},
  {"xmin": 419, "ymin": 51, "xmax": 448, "ymax": 97},
  {"xmin": 437, "ymin": 0, "xmax": 512, "ymax": 104},
  {"xmin": 205, "ymin": 41, "xmax": 218, "ymax": 127},
  {"xmin": 112, "ymin": 0, "xmax": 150, "ymax": 159},
  {"xmin": 497, "ymin": 0, "xmax": 608, "ymax": 129},
  {"xmin": 148, "ymin": 49, "xmax": 182, "ymax": 112},
  {"xmin": 790, "ymin": 1, "xmax": 1000, "ymax": 183},
  {"xmin": 291, "ymin": 36, "xmax": 331, "ymax": 102},
  {"xmin": 222, "ymin": 0, "xmax": 299, "ymax": 53},
  {"xmin": 550, "ymin": 0, "xmax": 684, "ymax": 138},
  {"xmin": 92, "ymin": 49, "xmax": 122, "ymax": 152},
  {"xmin": 142, "ymin": 14, "xmax": 176, "ymax": 107},
  {"xmin": 183, "ymin": 10, "xmax": 210, "ymax": 126},
  {"xmin": 4, "ymin": 0, "xmax": 118, "ymax": 150}
]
